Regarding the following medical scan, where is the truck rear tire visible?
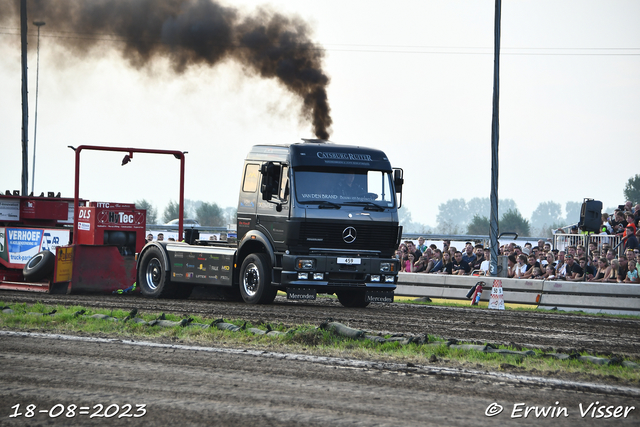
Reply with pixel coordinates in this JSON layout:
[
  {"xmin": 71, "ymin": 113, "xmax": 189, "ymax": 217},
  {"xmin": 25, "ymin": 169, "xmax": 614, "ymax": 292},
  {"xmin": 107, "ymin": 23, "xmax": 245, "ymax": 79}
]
[
  {"xmin": 239, "ymin": 253, "xmax": 277, "ymax": 304},
  {"xmin": 337, "ymin": 290, "xmax": 370, "ymax": 308},
  {"xmin": 23, "ymin": 250, "xmax": 55, "ymax": 282},
  {"xmin": 138, "ymin": 247, "xmax": 176, "ymax": 298}
]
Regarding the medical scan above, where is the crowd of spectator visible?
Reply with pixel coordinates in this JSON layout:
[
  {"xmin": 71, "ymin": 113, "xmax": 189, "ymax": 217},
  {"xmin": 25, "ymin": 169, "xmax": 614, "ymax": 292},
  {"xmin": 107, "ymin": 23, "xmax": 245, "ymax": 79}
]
[{"xmin": 396, "ymin": 202, "xmax": 640, "ymax": 284}]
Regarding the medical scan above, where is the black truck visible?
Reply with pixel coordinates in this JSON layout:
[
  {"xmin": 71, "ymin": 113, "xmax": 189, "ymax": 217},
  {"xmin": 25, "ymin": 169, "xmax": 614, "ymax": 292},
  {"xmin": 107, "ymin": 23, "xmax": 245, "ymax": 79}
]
[{"xmin": 136, "ymin": 139, "xmax": 403, "ymax": 307}]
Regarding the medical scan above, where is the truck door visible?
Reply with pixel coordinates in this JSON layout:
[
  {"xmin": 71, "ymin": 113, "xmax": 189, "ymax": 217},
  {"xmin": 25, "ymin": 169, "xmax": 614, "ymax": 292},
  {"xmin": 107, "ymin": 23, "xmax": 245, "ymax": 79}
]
[
  {"xmin": 257, "ymin": 164, "xmax": 289, "ymax": 248},
  {"xmin": 237, "ymin": 163, "xmax": 259, "ymax": 240}
]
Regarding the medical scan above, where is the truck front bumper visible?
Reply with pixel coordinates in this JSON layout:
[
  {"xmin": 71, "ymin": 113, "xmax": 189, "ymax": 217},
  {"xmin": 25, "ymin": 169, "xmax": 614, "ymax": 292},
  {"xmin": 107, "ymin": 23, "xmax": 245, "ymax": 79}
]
[{"xmin": 281, "ymin": 253, "xmax": 398, "ymax": 292}]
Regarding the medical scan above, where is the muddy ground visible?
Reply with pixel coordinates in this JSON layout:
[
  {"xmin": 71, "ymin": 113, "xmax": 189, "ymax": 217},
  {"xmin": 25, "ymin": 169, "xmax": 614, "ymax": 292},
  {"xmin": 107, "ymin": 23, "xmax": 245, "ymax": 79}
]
[{"xmin": 1, "ymin": 291, "xmax": 639, "ymax": 426}]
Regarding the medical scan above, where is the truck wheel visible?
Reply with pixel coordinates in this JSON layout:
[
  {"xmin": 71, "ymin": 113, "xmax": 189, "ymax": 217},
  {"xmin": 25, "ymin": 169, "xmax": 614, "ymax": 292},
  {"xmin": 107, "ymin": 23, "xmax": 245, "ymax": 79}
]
[
  {"xmin": 337, "ymin": 290, "xmax": 370, "ymax": 308},
  {"xmin": 239, "ymin": 253, "xmax": 277, "ymax": 304},
  {"xmin": 23, "ymin": 250, "xmax": 55, "ymax": 282},
  {"xmin": 138, "ymin": 247, "xmax": 175, "ymax": 298}
]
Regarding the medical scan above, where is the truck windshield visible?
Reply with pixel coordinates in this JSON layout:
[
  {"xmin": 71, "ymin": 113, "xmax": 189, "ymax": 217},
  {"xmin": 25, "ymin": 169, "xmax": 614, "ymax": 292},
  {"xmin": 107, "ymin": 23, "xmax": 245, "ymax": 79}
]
[{"xmin": 294, "ymin": 170, "xmax": 395, "ymax": 208}]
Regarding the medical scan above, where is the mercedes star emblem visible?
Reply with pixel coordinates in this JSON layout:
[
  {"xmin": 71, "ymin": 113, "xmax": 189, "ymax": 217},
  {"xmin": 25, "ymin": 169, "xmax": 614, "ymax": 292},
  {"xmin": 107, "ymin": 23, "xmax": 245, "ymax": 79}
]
[{"xmin": 342, "ymin": 226, "xmax": 357, "ymax": 244}]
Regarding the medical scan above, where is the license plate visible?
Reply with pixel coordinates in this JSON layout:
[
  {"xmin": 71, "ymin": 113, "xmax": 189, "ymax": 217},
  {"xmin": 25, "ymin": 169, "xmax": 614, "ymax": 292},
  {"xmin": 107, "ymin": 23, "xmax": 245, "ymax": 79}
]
[
  {"xmin": 337, "ymin": 257, "xmax": 361, "ymax": 265},
  {"xmin": 287, "ymin": 287, "xmax": 317, "ymax": 300}
]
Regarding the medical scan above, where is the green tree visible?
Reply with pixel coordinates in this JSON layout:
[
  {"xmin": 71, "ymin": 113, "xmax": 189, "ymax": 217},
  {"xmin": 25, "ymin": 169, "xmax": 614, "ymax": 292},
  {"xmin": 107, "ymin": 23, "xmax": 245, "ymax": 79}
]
[
  {"xmin": 530, "ymin": 201, "xmax": 563, "ymax": 234},
  {"xmin": 500, "ymin": 208, "xmax": 531, "ymax": 237},
  {"xmin": 467, "ymin": 214, "xmax": 490, "ymax": 235},
  {"xmin": 399, "ymin": 205, "xmax": 431, "ymax": 234},
  {"xmin": 196, "ymin": 202, "xmax": 225, "ymax": 227},
  {"xmin": 162, "ymin": 200, "xmax": 181, "ymax": 223},
  {"xmin": 223, "ymin": 207, "xmax": 237, "ymax": 226},
  {"xmin": 623, "ymin": 174, "xmax": 640, "ymax": 204},
  {"xmin": 135, "ymin": 199, "xmax": 157, "ymax": 224},
  {"xmin": 466, "ymin": 197, "xmax": 517, "ymax": 220},
  {"xmin": 436, "ymin": 199, "xmax": 468, "ymax": 231},
  {"xmin": 564, "ymin": 201, "xmax": 582, "ymax": 225}
]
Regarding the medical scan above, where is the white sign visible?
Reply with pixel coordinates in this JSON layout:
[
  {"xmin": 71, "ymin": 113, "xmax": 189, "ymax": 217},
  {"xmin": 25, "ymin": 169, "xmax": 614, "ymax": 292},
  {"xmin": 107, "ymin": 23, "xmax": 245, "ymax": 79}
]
[{"xmin": 0, "ymin": 200, "xmax": 20, "ymax": 222}]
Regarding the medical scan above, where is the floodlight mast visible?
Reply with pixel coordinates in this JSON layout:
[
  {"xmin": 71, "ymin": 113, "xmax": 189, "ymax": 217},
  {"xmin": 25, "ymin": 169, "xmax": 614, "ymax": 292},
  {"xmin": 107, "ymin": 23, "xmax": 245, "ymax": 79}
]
[{"xmin": 71, "ymin": 146, "xmax": 186, "ymax": 244}]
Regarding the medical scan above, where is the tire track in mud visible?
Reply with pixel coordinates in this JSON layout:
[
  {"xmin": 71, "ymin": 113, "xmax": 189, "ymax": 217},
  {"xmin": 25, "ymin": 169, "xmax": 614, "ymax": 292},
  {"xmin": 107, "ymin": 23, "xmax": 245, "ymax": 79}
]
[{"xmin": 1, "ymin": 291, "xmax": 639, "ymax": 358}]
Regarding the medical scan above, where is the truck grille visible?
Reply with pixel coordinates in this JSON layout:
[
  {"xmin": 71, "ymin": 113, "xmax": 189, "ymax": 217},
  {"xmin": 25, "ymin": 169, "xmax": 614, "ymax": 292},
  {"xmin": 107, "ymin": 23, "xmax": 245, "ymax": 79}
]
[{"xmin": 298, "ymin": 222, "xmax": 398, "ymax": 254}]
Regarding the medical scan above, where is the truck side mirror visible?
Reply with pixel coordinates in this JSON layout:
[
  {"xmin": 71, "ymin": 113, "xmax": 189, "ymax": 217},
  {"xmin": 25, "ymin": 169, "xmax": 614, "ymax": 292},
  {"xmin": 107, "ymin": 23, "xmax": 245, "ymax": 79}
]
[
  {"xmin": 393, "ymin": 168, "xmax": 404, "ymax": 193},
  {"xmin": 393, "ymin": 168, "xmax": 404, "ymax": 208}
]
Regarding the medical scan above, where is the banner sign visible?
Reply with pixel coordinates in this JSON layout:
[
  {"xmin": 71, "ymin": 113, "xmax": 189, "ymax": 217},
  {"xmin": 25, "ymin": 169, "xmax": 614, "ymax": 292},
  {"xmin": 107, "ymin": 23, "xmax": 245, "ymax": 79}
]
[{"xmin": 0, "ymin": 227, "xmax": 70, "ymax": 267}]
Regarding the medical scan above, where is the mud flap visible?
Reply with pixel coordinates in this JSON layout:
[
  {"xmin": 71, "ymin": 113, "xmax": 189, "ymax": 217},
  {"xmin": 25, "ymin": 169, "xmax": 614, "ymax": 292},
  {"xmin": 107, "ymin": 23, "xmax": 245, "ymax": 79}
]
[{"xmin": 365, "ymin": 290, "xmax": 394, "ymax": 303}]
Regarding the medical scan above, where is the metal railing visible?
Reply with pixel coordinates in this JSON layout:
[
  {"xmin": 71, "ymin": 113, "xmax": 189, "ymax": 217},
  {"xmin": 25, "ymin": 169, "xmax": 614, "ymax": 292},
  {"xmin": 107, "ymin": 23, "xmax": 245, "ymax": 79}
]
[{"xmin": 552, "ymin": 233, "xmax": 622, "ymax": 256}]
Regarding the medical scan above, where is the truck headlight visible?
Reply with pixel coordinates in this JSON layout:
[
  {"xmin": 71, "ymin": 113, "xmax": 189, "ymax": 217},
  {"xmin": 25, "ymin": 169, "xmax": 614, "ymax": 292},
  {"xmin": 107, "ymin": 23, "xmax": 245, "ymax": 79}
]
[
  {"xmin": 385, "ymin": 275, "xmax": 395, "ymax": 283},
  {"xmin": 380, "ymin": 262, "xmax": 391, "ymax": 272},
  {"xmin": 313, "ymin": 273, "xmax": 324, "ymax": 280},
  {"xmin": 297, "ymin": 259, "xmax": 315, "ymax": 270},
  {"xmin": 371, "ymin": 275, "xmax": 381, "ymax": 282},
  {"xmin": 298, "ymin": 272, "xmax": 309, "ymax": 280}
]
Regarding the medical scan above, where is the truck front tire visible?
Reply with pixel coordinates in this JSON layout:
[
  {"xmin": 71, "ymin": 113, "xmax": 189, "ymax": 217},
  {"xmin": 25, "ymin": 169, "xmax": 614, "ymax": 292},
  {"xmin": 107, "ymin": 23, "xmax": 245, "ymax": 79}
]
[
  {"xmin": 239, "ymin": 253, "xmax": 277, "ymax": 304},
  {"xmin": 138, "ymin": 247, "xmax": 175, "ymax": 298}
]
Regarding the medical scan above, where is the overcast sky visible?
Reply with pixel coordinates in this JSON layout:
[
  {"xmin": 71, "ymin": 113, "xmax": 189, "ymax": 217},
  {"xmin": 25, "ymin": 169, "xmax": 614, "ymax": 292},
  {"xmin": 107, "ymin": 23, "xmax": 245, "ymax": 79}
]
[{"xmin": 1, "ymin": 0, "xmax": 638, "ymax": 227}]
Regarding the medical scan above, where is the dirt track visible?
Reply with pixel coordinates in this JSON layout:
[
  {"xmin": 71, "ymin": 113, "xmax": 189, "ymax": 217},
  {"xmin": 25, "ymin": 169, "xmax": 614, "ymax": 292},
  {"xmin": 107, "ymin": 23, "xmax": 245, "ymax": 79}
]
[
  {"xmin": 2, "ymin": 291, "xmax": 640, "ymax": 426},
  {"xmin": 1, "ymin": 290, "xmax": 639, "ymax": 358}
]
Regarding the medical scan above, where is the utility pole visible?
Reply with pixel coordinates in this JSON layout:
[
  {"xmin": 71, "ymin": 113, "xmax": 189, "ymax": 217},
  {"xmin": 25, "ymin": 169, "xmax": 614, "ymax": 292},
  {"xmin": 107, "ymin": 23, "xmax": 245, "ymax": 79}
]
[
  {"xmin": 20, "ymin": 0, "xmax": 29, "ymax": 196},
  {"xmin": 32, "ymin": 21, "xmax": 46, "ymax": 195},
  {"xmin": 489, "ymin": 0, "xmax": 502, "ymax": 276}
]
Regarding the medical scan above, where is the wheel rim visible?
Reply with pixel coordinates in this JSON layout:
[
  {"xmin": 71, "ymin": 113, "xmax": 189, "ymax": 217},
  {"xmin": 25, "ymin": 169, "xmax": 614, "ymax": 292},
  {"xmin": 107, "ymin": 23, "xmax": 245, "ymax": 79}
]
[
  {"xmin": 145, "ymin": 258, "xmax": 162, "ymax": 291},
  {"xmin": 28, "ymin": 254, "xmax": 43, "ymax": 269},
  {"xmin": 243, "ymin": 262, "xmax": 260, "ymax": 297}
]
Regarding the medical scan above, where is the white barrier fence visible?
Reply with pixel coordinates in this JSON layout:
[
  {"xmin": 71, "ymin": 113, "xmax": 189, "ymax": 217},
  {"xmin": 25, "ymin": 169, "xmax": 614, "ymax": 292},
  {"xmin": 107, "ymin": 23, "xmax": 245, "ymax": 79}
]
[{"xmin": 396, "ymin": 273, "xmax": 640, "ymax": 316}]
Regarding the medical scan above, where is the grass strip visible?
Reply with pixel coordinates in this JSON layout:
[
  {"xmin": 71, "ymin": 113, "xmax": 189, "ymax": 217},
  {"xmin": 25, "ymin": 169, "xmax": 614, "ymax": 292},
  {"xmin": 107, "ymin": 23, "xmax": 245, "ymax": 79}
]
[{"xmin": 2, "ymin": 301, "xmax": 639, "ymax": 384}]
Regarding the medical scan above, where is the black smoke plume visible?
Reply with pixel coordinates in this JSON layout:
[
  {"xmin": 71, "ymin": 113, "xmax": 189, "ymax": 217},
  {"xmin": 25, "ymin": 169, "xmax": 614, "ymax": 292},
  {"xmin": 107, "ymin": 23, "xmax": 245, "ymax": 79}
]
[{"xmin": 1, "ymin": 0, "xmax": 332, "ymax": 139}]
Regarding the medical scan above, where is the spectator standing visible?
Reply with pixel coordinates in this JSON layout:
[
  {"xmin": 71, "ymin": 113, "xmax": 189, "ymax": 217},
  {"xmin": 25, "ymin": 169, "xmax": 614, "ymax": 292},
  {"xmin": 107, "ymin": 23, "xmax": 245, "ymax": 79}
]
[
  {"xmin": 146, "ymin": 233, "xmax": 154, "ymax": 243},
  {"xmin": 611, "ymin": 211, "xmax": 627, "ymax": 236},
  {"xmin": 157, "ymin": 233, "xmax": 164, "ymax": 241},
  {"xmin": 417, "ymin": 237, "xmax": 427, "ymax": 254},
  {"xmin": 623, "ymin": 225, "xmax": 639, "ymax": 251},
  {"xmin": 601, "ymin": 213, "xmax": 613, "ymax": 234}
]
